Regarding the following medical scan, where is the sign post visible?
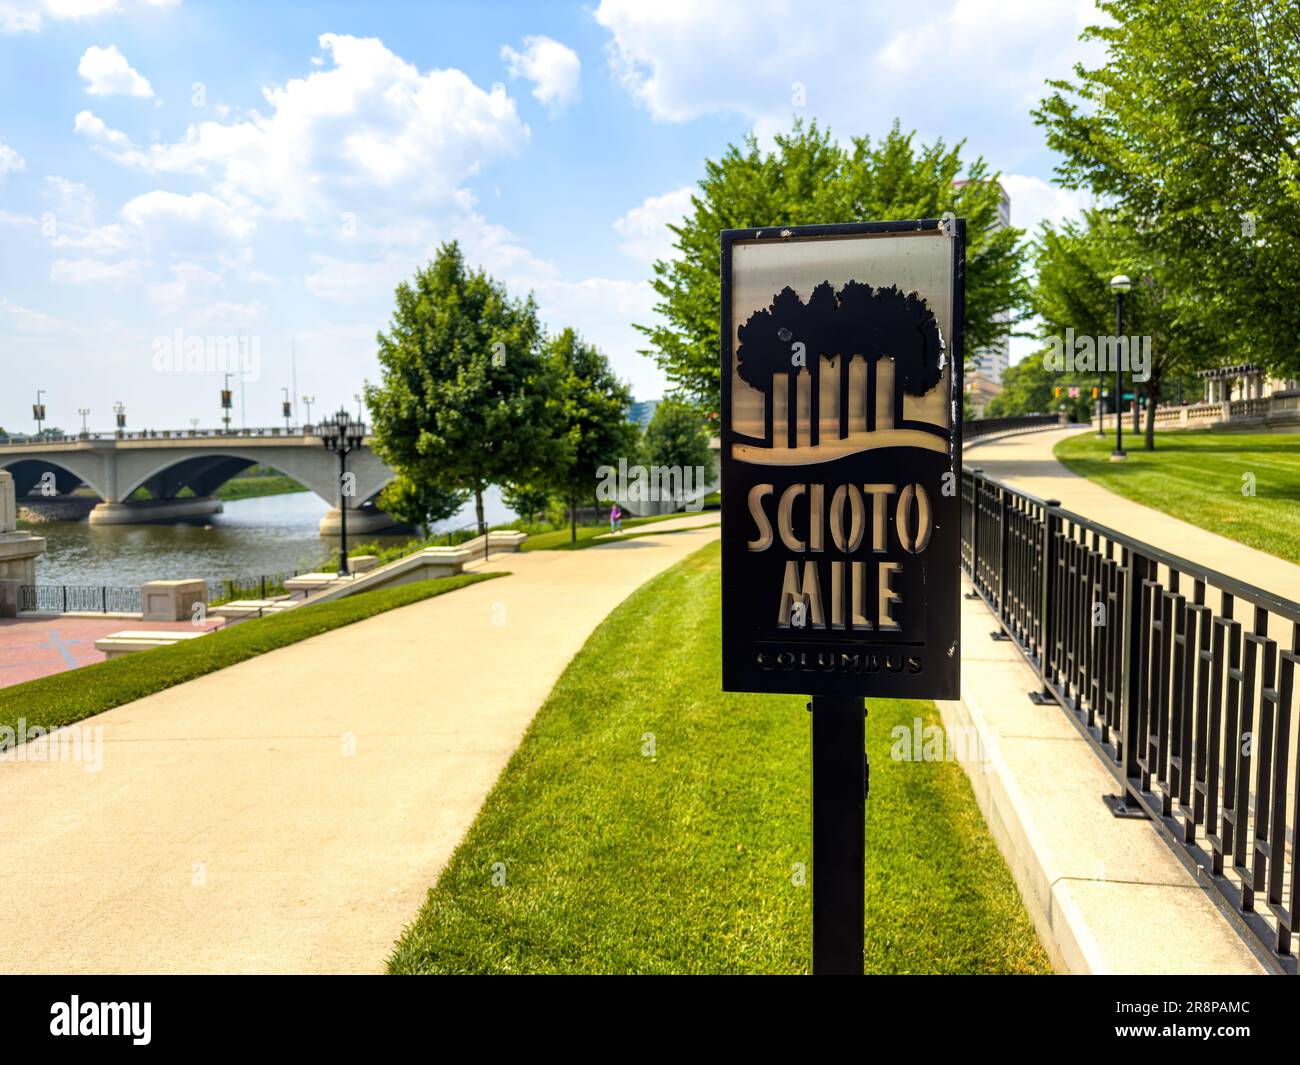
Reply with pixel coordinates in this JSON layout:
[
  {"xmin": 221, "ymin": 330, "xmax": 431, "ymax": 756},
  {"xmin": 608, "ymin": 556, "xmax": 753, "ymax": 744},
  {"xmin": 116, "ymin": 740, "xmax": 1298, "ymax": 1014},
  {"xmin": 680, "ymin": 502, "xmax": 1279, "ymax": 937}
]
[{"xmin": 719, "ymin": 220, "xmax": 964, "ymax": 974}]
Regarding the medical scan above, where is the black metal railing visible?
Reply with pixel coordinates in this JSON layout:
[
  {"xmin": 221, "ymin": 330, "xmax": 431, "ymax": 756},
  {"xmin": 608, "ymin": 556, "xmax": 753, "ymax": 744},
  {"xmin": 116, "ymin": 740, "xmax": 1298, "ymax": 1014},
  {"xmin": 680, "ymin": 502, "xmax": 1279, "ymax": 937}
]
[
  {"xmin": 965, "ymin": 412, "xmax": 1065, "ymax": 441},
  {"xmin": 206, "ymin": 572, "xmax": 302, "ymax": 604},
  {"xmin": 19, "ymin": 584, "xmax": 142, "ymax": 614},
  {"xmin": 962, "ymin": 467, "xmax": 1299, "ymax": 974}
]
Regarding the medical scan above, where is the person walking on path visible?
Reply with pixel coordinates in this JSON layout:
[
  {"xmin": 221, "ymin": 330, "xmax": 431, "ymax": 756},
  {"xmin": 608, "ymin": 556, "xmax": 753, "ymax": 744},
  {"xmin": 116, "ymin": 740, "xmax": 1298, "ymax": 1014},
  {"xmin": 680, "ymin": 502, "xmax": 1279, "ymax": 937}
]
[{"xmin": 609, "ymin": 503, "xmax": 623, "ymax": 535}]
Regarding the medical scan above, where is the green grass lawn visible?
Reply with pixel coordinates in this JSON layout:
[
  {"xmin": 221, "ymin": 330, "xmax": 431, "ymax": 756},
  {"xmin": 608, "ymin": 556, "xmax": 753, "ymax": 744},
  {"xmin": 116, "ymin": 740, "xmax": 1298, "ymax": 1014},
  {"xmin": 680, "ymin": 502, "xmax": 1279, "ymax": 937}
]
[
  {"xmin": 0, "ymin": 571, "xmax": 504, "ymax": 746},
  {"xmin": 215, "ymin": 473, "xmax": 307, "ymax": 501},
  {"xmin": 519, "ymin": 511, "xmax": 711, "ymax": 552},
  {"xmin": 389, "ymin": 541, "xmax": 1049, "ymax": 975},
  {"xmin": 1054, "ymin": 430, "xmax": 1300, "ymax": 565}
]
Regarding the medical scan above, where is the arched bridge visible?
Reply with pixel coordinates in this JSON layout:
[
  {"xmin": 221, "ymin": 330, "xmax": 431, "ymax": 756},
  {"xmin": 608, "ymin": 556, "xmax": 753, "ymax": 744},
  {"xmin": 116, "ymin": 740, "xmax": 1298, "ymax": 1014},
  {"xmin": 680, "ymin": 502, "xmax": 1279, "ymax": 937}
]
[{"xmin": 0, "ymin": 428, "xmax": 397, "ymax": 531}]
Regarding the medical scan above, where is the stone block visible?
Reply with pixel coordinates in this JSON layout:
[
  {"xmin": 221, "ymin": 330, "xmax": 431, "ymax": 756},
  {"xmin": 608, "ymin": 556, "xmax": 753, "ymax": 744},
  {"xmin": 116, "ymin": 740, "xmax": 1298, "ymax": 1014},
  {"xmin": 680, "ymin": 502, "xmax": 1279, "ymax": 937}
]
[{"xmin": 141, "ymin": 579, "xmax": 209, "ymax": 622}]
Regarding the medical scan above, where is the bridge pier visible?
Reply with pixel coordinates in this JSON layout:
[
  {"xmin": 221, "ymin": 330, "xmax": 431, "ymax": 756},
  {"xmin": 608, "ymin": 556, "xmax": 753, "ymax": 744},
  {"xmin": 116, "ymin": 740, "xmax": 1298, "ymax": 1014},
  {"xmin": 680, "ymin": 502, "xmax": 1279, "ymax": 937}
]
[
  {"xmin": 88, "ymin": 496, "xmax": 224, "ymax": 525},
  {"xmin": 318, "ymin": 504, "xmax": 404, "ymax": 536}
]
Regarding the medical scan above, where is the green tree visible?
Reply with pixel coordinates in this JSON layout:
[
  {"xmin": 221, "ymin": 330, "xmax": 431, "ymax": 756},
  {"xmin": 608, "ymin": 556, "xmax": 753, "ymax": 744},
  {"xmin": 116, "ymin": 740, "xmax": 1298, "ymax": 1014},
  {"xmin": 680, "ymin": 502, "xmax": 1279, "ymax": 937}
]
[
  {"xmin": 640, "ymin": 400, "xmax": 716, "ymax": 504},
  {"xmin": 366, "ymin": 242, "xmax": 561, "ymax": 535},
  {"xmin": 1034, "ymin": 0, "xmax": 1300, "ymax": 376},
  {"xmin": 376, "ymin": 474, "xmax": 467, "ymax": 537},
  {"xmin": 544, "ymin": 327, "xmax": 638, "ymax": 543},
  {"xmin": 1032, "ymin": 210, "xmax": 1219, "ymax": 449},
  {"xmin": 502, "ymin": 481, "xmax": 553, "ymax": 526},
  {"xmin": 639, "ymin": 120, "xmax": 1029, "ymax": 406}
]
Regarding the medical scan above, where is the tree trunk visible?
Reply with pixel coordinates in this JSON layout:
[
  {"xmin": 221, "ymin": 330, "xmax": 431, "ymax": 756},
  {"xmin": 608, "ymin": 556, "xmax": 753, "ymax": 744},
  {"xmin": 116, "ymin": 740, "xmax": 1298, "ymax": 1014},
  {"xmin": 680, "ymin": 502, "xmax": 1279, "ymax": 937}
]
[
  {"xmin": 570, "ymin": 497, "xmax": 577, "ymax": 543},
  {"xmin": 1144, "ymin": 374, "xmax": 1161, "ymax": 451},
  {"xmin": 474, "ymin": 487, "xmax": 485, "ymax": 535}
]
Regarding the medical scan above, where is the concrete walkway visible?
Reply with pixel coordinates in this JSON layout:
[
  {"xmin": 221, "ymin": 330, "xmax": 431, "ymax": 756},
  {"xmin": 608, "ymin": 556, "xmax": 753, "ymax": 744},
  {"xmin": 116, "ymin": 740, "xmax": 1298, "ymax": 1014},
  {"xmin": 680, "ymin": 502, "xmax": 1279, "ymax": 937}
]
[
  {"xmin": 969, "ymin": 426, "xmax": 1300, "ymax": 604},
  {"xmin": 0, "ymin": 514, "xmax": 719, "ymax": 974}
]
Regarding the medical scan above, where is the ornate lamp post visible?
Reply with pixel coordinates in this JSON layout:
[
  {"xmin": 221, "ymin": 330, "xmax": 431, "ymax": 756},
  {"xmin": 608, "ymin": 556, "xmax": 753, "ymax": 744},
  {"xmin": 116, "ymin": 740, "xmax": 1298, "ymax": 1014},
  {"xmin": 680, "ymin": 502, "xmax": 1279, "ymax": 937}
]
[
  {"xmin": 33, "ymin": 390, "xmax": 46, "ymax": 438},
  {"xmin": 78, "ymin": 407, "xmax": 91, "ymax": 436},
  {"xmin": 318, "ymin": 407, "xmax": 365, "ymax": 576},
  {"xmin": 282, "ymin": 387, "xmax": 293, "ymax": 433},
  {"xmin": 302, "ymin": 395, "xmax": 315, "ymax": 430},
  {"xmin": 1109, "ymin": 274, "xmax": 1131, "ymax": 461},
  {"xmin": 113, "ymin": 401, "xmax": 126, "ymax": 436}
]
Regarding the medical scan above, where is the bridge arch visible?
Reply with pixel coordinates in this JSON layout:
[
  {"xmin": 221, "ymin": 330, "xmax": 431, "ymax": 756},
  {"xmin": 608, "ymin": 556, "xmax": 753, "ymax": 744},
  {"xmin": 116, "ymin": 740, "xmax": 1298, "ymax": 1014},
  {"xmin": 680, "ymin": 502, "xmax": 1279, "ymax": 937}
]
[
  {"xmin": 114, "ymin": 447, "xmax": 395, "ymax": 509},
  {"xmin": 0, "ymin": 455, "xmax": 112, "ymax": 501}
]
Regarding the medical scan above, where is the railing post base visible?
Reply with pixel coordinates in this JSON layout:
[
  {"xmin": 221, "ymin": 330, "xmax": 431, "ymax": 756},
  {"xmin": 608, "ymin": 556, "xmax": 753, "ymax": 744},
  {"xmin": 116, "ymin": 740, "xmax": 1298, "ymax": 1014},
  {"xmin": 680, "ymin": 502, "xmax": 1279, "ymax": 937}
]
[{"xmin": 1101, "ymin": 792, "xmax": 1150, "ymax": 820}]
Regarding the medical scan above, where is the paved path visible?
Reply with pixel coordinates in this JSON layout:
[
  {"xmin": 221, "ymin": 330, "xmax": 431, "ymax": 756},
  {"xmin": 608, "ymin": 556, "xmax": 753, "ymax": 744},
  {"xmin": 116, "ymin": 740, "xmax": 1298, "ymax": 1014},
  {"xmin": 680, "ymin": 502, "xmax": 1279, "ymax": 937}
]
[
  {"xmin": 969, "ymin": 427, "xmax": 1300, "ymax": 606},
  {"xmin": 0, "ymin": 514, "xmax": 719, "ymax": 974}
]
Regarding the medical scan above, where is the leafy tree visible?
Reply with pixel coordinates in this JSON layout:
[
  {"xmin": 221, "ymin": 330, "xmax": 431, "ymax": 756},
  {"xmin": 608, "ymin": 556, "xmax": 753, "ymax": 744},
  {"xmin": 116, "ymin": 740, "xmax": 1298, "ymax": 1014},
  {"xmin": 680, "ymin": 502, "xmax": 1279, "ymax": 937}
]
[
  {"xmin": 1034, "ymin": 0, "xmax": 1300, "ymax": 376},
  {"xmin": 544, "ymin": 327, "xmax": 637, "ymax": 543},
  {"xmin": 377, "ymin": 474, "xmax": 467, "ymax": 537},
  {"xmin": 640, "ymin": 119, "xmax": 1029, "ymax": 407},
  {"xmin": 984, "ymin": 351, "xmax": 1093, "ymax": 421},
  {"xmin": 1032, "ymin": 209, "xmax": 1219, "ymax": 449},
  {"xmin": 366, "ymin": 242, "xmax": 561, "ymax": 534},
  {"xmin": 640, "ymin": 400, "xmax": 716, "ymax": 497},
  {"xmin": 502, "ymin": 481, "xmax": 553, "ymax": 526}
]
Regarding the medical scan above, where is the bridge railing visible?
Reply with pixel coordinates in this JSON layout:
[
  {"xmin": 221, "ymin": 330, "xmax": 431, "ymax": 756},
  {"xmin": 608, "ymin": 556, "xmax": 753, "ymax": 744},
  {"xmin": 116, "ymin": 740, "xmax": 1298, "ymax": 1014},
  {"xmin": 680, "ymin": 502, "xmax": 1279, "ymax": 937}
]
[
  {"xmin": 965, "ymin": 412, "xmax": 1065, "ymax": 441},
  {"xmin": 0, "ymin": 427, "xmax": 369, "ymax": 445},
  {"xmin": 962, "ymin": 467, "xmax": 1300, "ymax": 973}
]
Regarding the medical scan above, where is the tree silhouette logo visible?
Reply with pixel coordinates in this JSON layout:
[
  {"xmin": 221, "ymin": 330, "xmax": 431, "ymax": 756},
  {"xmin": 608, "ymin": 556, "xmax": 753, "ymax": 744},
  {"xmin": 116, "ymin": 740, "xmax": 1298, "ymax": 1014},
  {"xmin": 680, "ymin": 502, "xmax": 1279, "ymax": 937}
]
[{"xmin": 734, "ymin": 280, "xmax": 946, "ymax": 460}]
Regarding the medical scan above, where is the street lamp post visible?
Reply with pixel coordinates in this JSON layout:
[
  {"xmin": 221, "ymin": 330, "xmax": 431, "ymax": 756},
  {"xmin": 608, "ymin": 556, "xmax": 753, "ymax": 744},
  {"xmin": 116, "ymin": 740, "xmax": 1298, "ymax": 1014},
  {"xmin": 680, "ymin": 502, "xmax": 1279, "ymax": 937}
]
[
  {"xmin": 113, "ymin": 401, "xmax": 126, "ymax": 436},
  {"xmin": 33, "ymin": 390, "xmax": 46, "ymax": 438},
  {"xmin": 77, "ymin": 407, "xmax": 90, "ymax": 436},
  {"xmin": 318, "ymin": 407, "xmax": 366, "ymax": 576},
  {"xmin": 302, "ymin": 395, "xmax": 315, "ymax": 431},
  {"xmin": 1096, "ymin": 374, "xmax": 1104, "ymax": 437},
  {"xmin": 1109, "ymin": 274, "xmax": 1131, "ymax": 461},
  {"xmin": 282, "ymin": 387, "xmax": 292, "ymax": 433}
]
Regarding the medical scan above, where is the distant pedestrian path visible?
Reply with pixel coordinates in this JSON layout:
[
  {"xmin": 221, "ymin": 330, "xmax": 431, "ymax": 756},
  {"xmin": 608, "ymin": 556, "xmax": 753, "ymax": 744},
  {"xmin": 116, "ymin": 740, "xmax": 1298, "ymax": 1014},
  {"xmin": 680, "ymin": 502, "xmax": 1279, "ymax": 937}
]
[{"xmin": 971, "ymin": 427, "xmax": 1300, "ymax": 606}]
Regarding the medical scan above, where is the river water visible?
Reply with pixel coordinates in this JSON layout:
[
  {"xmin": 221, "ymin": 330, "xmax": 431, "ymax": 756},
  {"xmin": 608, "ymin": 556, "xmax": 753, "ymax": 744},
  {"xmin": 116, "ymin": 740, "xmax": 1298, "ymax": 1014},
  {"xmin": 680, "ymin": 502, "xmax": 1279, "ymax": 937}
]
[{"xmin": 24, "ymin": 486, "xmax": 514, "ymax": 587}]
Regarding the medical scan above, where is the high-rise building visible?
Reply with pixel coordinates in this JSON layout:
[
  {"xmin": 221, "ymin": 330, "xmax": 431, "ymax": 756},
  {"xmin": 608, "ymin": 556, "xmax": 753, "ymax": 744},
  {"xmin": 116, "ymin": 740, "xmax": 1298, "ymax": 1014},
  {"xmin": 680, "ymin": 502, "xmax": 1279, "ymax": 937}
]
[
  {"xmin": 951, "ymin": 180, "xmax": 1011, "ymax": 416},
  {"xmin": 628, "ymin": 398, "xmax": 659, "ymax": 428},
  {"xmin": 952, "ymin": 180, "xmax": 1011, "ymax": 387}
]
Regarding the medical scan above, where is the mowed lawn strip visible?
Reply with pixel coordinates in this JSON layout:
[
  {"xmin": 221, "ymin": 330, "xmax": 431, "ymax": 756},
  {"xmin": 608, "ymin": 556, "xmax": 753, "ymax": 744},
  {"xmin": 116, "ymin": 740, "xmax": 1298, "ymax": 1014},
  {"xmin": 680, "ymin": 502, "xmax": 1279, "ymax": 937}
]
[
  {"xmin": 1055, "ymin": 430, "xmax": 1300, "ymax": 565},
  {"xmin": 519, "ymin": 511, "xmax": 716, "ymax": 552},
  {"xmin": 389, "ymin": 541, "xmax": 1049, "ymax": 975},
  {"xmin": 0, "ymin": 571, "xmax": 504, "ymax": 744}
]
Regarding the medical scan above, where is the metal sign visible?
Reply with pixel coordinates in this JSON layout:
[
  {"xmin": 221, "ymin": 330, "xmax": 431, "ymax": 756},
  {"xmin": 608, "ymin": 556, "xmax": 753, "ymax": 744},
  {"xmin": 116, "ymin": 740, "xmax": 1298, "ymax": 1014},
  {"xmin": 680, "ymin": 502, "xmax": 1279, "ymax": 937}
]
[{"xmin": 720, "ymin": 220, "xmax": 964, "ymax": 701}]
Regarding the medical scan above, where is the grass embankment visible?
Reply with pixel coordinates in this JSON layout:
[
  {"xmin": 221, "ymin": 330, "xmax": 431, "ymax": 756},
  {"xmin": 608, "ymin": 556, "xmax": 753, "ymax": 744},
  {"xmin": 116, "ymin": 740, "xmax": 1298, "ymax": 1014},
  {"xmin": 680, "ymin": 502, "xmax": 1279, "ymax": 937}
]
[
  {"xmin": 0, "ymin": 571, "xmax": 504, "ymax": 746},
  {"xmin": 1054, "ymin": 430, "xmax": 1300, "ymax": 566},
  {"xmin": 215, "ymin": 473, "xmax": 307, "ymax": 501},
  {"xmin": 389, "ymin": 542, "xmax": 1049, "ymax": 975},
  {"xmin": 518, "ymin": 511, "xmax": 710, "ymax": 552}
]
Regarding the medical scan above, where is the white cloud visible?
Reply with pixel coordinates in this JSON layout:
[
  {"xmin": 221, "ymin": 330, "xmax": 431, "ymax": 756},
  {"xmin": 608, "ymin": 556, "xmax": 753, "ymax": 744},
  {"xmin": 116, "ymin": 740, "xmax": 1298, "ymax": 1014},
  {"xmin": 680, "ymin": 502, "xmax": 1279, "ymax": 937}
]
[
  {"xmin": 50, "ymin": 255, "xmax": 144, "ymax": 284},
  {"xmin": 76, "ymin": 34, "xmax": 530, "ymax": 225},
  {"xmin": 613, "ymin": 185, "xmax": 693, "ymax": 264},
  {"xmin": 594, "ymin": 0, "xmax": 1102, "ymax": 166},
  {"xmin": 121, "ymin": 189, "xmax": 255, "ymax": 247},
  {"xmin": 501, "ymin": 35, "xmax": 581, "ymax": 116},
  {"xmin": 78, "ymin": 44, "xmax": 154, "ymax": 97},
  {"xmin": 0, "ymin": 137, "xmax": 25, "ymax": 180},
  {"xmin": 146, "ymin": 260, "xmax": 266, "ymax": 325},
  {"xmin": 998, "ymin": 173, "xmax": 1092, "ymax": 234},
  {"xmin": 2, "ymin": 0, "xmax": 175, "ymax": 34},
  {"xmin": 0, "ymin": 295, "xmax": 84, "ymax": 335}
]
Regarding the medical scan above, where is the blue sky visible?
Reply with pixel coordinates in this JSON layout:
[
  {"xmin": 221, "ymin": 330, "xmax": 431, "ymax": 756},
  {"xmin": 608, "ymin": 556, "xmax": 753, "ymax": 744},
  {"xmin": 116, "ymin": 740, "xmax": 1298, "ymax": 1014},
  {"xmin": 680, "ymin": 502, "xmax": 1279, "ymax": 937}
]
[{"xmin": 0, "ymin": 0, "xmax": 1099, "ymax": 433}]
